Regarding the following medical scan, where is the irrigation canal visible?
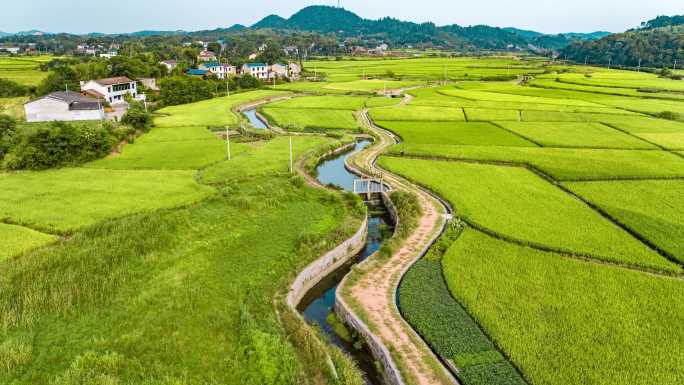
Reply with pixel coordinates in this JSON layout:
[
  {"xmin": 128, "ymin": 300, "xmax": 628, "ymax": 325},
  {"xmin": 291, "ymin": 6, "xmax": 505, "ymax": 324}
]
[
  {"xmin": 297, "ymin": 139, "xmax": 394, "ymax": 385},
  {"xmin": 243, "ymin": 108, "xmax": 268, "ymax": 129}
]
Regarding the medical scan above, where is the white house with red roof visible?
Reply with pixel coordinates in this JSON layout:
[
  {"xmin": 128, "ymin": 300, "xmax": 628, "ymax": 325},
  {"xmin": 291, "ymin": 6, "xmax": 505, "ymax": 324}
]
[{"xmin": 80, "ymin": 76, "xmax": 139, "ymax": 105}]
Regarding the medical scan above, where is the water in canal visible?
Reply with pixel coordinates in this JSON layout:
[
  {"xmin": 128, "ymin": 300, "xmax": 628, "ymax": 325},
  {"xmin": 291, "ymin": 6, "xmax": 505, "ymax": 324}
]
[
  {"xmin": 243, "ymin": 108, "xmax": 268, "ymax": 129},
  {"xmin": 297, "ymin": 140, "xmax": 394, "ymax": 385}
]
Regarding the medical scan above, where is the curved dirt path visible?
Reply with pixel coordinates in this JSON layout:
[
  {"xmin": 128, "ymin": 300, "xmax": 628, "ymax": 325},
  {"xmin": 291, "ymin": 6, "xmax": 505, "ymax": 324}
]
[{"xmin": 340, "ymin": 105, "xmax": 457, "ymax": 385}]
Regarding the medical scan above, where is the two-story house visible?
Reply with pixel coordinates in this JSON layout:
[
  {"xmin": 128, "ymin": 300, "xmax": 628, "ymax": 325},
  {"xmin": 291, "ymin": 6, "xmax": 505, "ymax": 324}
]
[
  {"xmin": 241, "ymin": 63, "xmax": 269, "ymax": 80},
  {"xmin": 199, "ymin": 62, "xmax": 236, "ymax": 79},
  {"xmin": 80, "ymin": 76, "xmax": 139, "ymax": 105}
]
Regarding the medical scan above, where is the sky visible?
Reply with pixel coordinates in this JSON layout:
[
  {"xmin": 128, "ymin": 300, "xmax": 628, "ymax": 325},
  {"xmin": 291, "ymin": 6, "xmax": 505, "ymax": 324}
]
[{"xmin": 4, "ymin": 0, "xmax": 682, "ymax": 35}]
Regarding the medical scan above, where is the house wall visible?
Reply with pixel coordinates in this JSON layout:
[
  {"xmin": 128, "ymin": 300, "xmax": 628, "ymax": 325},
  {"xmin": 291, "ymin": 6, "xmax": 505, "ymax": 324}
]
[
  {"xmin": 81, "ymin": 80, "xmax": 137, "ymax": 104},
  {"xmin": 25, "ymin": 98, "xmax": 103, "ymax": 122}
]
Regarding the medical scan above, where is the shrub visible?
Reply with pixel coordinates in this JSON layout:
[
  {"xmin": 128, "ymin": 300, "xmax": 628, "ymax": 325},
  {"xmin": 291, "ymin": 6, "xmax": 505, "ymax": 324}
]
[
  {"xmin": 3, "ymin": 121, "xmax": 114, "ymax": 170},
  {"xmin": 121, "ymin": 102, "xmax": 151, "ymax": 131},
  {"xmin": 0, "ymin": 78, "xmax": 29, "ymax": 97},
  {"xmin": 238, "ymin": 74, "xmax": 262, "ymax": 90},
  {"xmin": 0, "ymin": 114, "xmax": 17, "ymax": 159}
]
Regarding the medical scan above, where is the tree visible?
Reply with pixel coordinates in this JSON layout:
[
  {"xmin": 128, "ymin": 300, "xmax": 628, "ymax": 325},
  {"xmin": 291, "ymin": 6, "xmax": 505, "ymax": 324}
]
[
  {"xmin": 0, "ymin": 78, "xmax": 29, "ymax": 97},
  {"xmin": 258, "ymin": 41, "xmax": 285, "ymax": 64},
  {"xmin": 238, "ymin": 74, "xmax": 262, "ymax": 89},
  {"xmin": 36, "ymin": 65, "xmax": 80, "ymax": 95},
  {"xmin": 121, "ymin": 102, "xmax": 151, "ymax": 130}
]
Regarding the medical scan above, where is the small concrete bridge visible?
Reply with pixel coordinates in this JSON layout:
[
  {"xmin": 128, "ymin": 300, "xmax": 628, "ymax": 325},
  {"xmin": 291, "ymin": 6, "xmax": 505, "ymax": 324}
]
[{"xmin": 353, "ymin": 178, "xmax": 388, "ymax": 199}]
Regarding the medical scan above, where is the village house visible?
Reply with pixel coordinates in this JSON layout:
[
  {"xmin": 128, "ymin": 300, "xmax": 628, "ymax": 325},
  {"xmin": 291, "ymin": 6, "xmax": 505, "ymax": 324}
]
[
  {"xmin": 248, "ymin": 53, "xmax": 259, "ymax": 60},
  {"xmin": 24, "ymin": 91, "xmax": 104, "ymax": 122},
  {"xmin": 160, "ymin": 60, "xmax": 177, "ymax": 74},
  {"xmin": 0, "ymin": 46, "xmax": 21, "ymax": 54},
  {"xmin": 198, "ymin": 62, "xmax": 236, "ymax": 79},
  {"xmin": 138, "ymin": 78, "xmax": 159, "ymax": 91},
  {"xmin": 241, "ymin": 63, "xmax": 269, "ymax": 80},
  {"xmin": 283, "ymin": 45, "xmax": 298, "ymax": 56},
  {"xmin": 197, "ymin": 50, "xmax": 216, "ymax": 62},
  {"xmin": 288, "ymin": 62, "xmax": 301, "ymax": 80},
  {"xmin": 80, "ymin": 76, "xmax": 140, "ymax": 105},
  {"xmin": 99, "ymin": 50, "xmax": 118, "ymax": 59},
  {"xmin": 269, "ymin": 63, "xmax": 289, "ymax": 79}
]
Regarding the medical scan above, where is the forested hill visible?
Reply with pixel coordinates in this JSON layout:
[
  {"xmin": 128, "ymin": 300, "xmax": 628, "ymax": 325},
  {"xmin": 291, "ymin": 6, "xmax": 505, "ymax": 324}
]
[
  {"xmin": 561, "ymin": 15, "xmax": 684, "ymax": 68},
  {"xmin": 251, "ymin": 5, "xmax": 606, "ymax": 50}
]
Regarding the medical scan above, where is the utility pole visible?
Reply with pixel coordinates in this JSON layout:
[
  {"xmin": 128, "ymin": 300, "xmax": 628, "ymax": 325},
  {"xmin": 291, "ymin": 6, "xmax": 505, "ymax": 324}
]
[
  {"xmin": 674, "ymin": 59, "xmax": 678, "ymax": 72},
  {"xmin": 226, "ymin": 127, "xmax": 231, "ymax": 160},
  {"xmin": 383, "ymin": 80, "xmax": 387, "ymax": 96},
  {"xmin": 444, "ymin": 65, "xmax": 447, "ymax": 85},
  {"xmin": 637, "ymin": 58, "xmax": 642, "ymax": 72},
  {"xmin": 608, "ymin": 57, "xmax": 612, "ymax": 70},
  {"xmin": 584, "ymin": 56, "xmax": 588, "ymax": 66},
  {"xmin": 289, "ymin": 136, "xmax": 293, "ymax": 174}
]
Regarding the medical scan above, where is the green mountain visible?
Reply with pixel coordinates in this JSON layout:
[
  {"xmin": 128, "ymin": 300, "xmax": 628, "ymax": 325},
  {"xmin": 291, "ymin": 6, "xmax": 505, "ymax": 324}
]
[
  {"xmin": 250, "ymin": 6, "xmax": 607, "ymax": 51},
  {"xmin": 562, "ymin": 15, "xmax": 684, "ymax": 68}
]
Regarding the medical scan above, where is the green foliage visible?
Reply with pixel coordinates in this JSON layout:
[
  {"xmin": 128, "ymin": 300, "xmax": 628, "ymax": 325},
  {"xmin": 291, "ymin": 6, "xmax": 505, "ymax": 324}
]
[
  {"xmin": 3, "ymin": 121, "xmax": 114, "ymax": 170},
  {"xmin": 0, "ymin": 114, "xmax": 17, "ymax": 158},
  {"xmin": 238, "ymin": 74, "xmax": 263, "ymax": 89},
  {"xmin": 0, "ymin": 78, "xmax": 29, "ymax": 97},
  {"xmin": 120, "ymin": 102, "xmax": 152, "ymax": 130},
  {"xmin": 159, "ymin": 76, "xmax": 215, "ymax": 106},
  {"xmin": 36, "ymin": 65, "xmax": 80, "ymax": 96},
  {"xmin": 260, "ymin": 107, "xmax": 360, "ymax": 132}
]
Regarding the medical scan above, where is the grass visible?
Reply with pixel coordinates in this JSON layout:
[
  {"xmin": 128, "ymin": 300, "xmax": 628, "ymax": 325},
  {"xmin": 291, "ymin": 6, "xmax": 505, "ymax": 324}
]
[
  {"xmin": 369, "ymin": 105, "xmax": 466, "ymax": 122},
  {"xmin": 442, "ymin": 228, "xmax": 684, "ymax": 385},
  {"xmin": 565, "ymin": 179, "xmax": 684, "ymax": 263},
  {"xmin": 0, "ymin": 223, "xmax": 57, "ymax": 261},
  {"xmin": 322, "ymin": 79, "xmax": 423, "ymax": 92},
  {"xmin": 0, "ymin": 176, "xmax": 364, "ymax": 385},
  {"xmin": 154, "ymin": 90, "xmax": 288, "ymax": 128},
  {"xmin": 374, "ymin": 121, "xmax": 536, "ymax": 147},
  {"xmin": 0, "ymin": 97, "xmax": 28, "ymax": 120},
  {"xmin": 463, "ymin": 108, "xmax": 520, "ymax": 121},
  {"xmin": 201, "ymin": 136, "xmax": 343, "ymax": 183},
  {"xmin": 0, "ymin": 168, "xmax": 215, "ymax": 234},
  {"xmin": 387, "ymin": 144, "xmax": 684, "ymax": 180},
  {"xmin": 378, "ymin": 157, "xmax": 677, "ymax": 273},
  {"xmin": 598, "ymin": 115, "xmax": 684, "ymax": 133},
  {"xmin": 495, "ymin": 122, "xmax": 656, "ymax": 149},
  {"xmin": 260, "ymin": 107, "xmax": 360, "ymax": 132}
]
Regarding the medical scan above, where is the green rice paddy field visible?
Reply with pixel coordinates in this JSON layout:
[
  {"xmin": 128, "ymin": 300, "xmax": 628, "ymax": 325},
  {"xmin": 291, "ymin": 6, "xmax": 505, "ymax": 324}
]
[
  {"xmin": 377, "ymin": 66, "xmax": 684, "ymax": 385},
  {"xmin": 0, "ymin": 56, "xmax": 54, "ymax": 86}
]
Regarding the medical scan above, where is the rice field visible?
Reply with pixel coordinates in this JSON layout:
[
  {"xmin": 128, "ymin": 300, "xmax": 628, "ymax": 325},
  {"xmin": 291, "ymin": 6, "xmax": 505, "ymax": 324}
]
[
  {"xmin": 0, "ymin": 168, "xmax": 215, "ymax": 234},
  {"xmin": 260, "ymin": 107, "xmax": 360, "ymax": 131},
  {"xmin": 0, "ymin": 56, "xmax": 54, "ymax": 86},
  {"xmin": 495, "ymin": 121, "xmax": 656, "ymax": 149},
  {"xmin": 379, "ymin": 156, "xmax": 677, "ymax": 273},
  {"xmin": 375, "ymin": 121, "xmax": 535, "ymax": 146},
  {"xmin": 0, "ymin": 223, "xmax": 57, "ymax": 261},
  {"xmin": 154, "ymin": 90, "xmax": 288, "ymax": 128},
  {"xmin": 442, "ymin": 228, "xmax": 684, "ymax": 385},
  {"xmin": 565, "ymin": 179, "xmax": 684, "ymax": 263},
  {"xmin": 369, "ymin": 105, "xmax": 466, "ymax": 122}
]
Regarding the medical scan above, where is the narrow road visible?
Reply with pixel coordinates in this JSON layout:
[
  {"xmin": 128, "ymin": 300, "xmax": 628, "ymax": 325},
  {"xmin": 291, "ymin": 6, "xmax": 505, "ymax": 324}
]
[{"xmin": 340, "ymin": 104, "xmax": 457, "ymax": 385}]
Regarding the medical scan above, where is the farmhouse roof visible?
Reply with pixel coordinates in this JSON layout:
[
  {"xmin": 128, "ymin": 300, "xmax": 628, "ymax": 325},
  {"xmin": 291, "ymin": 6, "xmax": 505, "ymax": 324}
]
[
  {"xmin": 245, "ymin": 63, "xmax": 267, "ymax": 67},
  {"xmin": 161, "ymin": 60, "xmax": 177, "ymax": 65},
  {"xmin": 187, "ymin": 69, "xmax": 209, "ymax": 75},
  {"xmin": 92, "ymin": 76, "xmax": 133, "ymax": 86},
  {"xmin": 27, "ymin": 91, "xmax": 101, "ymax": 110}
]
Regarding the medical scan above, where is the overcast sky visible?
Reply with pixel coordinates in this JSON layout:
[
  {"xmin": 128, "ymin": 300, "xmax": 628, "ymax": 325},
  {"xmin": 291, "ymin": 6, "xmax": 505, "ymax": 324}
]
[{"xmin": 4, "ymin": 0, "xmax": 682, "ymax": 35}]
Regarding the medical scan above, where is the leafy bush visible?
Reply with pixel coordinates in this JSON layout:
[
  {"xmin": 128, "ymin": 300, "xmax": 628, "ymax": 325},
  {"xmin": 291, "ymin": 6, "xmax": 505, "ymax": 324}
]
[
  {"xmin": 159, "ymin": 76, "xmax": 214, "ymax": 106},
  {"xmin": 121, "ymin": 102, "xmax": 151, "ymax": 130},
  {"xmin": 0, "ymin": 78, "xmax": 29, "ymax": 97},
  {"xmin": 3, "ymin": 121, "xmax": 114, "ymax": 170},
  {"xmin": 0, "ymin": 114, "xmax": 17, "ymax": 159},
  {"xmin": 654, "ymin": 111, "xmax": 681, "ymax": 121},
  {"xmin": 238, "ymin": 74, "xmax": 262, "ymax": 89}
]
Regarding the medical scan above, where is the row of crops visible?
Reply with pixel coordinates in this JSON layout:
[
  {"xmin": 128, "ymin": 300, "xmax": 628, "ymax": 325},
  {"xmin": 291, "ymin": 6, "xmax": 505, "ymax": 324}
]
[{"xmin": 372, "ymin": 69, "xmax": 684, "ymax": 385}]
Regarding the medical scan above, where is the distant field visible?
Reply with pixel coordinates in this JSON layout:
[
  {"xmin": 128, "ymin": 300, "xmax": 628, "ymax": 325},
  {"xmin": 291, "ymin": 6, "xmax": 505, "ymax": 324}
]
[
  {"xmin": 369, "ymin": 105, "xmax": 466, "ymax": 121},
  {"xmin": 0, "ymin": 223, "xmax": 57, "ymax": 261},
  {"xmin": 154, "ymin": 90, "xmax": 288, "ymax": 128},
  {"xmin": 443, "ymin": 228, "xmax": 684, "ymax": 385},
  {"xmin": 388, "ymin": 144, "xmax": 684, "ymax": 180},
  {"xmin": 260, "ymin": 107, "xmax": 359, "ymax": 131},
  {"xmin": 0, "ymin": 168, "xmax": 214, "ymax": 233},
  {"xmin": 375, "ymin": 121, "xmax": 535, "ymax": 147},
  {"xmin": 0, "ymin": 56, "xmax": 53, "ymax": 86},
  {"xmin": 265, "ymin": 95, "xmax": 369, "ymax": 110},
  {"xmin": 495, "ymin": 121, "xmax": 656, "ymax": 149},
  {"xmin": 379, "ymin": 157, "xmax": 677, "ymax": 272},
  {"xmin": 565, "ymin": 179, "xmax": 684, "ymax": 263},
  {"xmin": 305, "ymin": 57, "xmax": 547, "ymax": 82}
]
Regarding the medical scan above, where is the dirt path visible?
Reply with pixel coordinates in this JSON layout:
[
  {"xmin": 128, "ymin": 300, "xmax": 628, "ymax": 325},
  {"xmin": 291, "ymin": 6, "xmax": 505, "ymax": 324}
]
[{"xmin": 341, "ymin": 110, "xmax": 457, "ymax": 385}]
